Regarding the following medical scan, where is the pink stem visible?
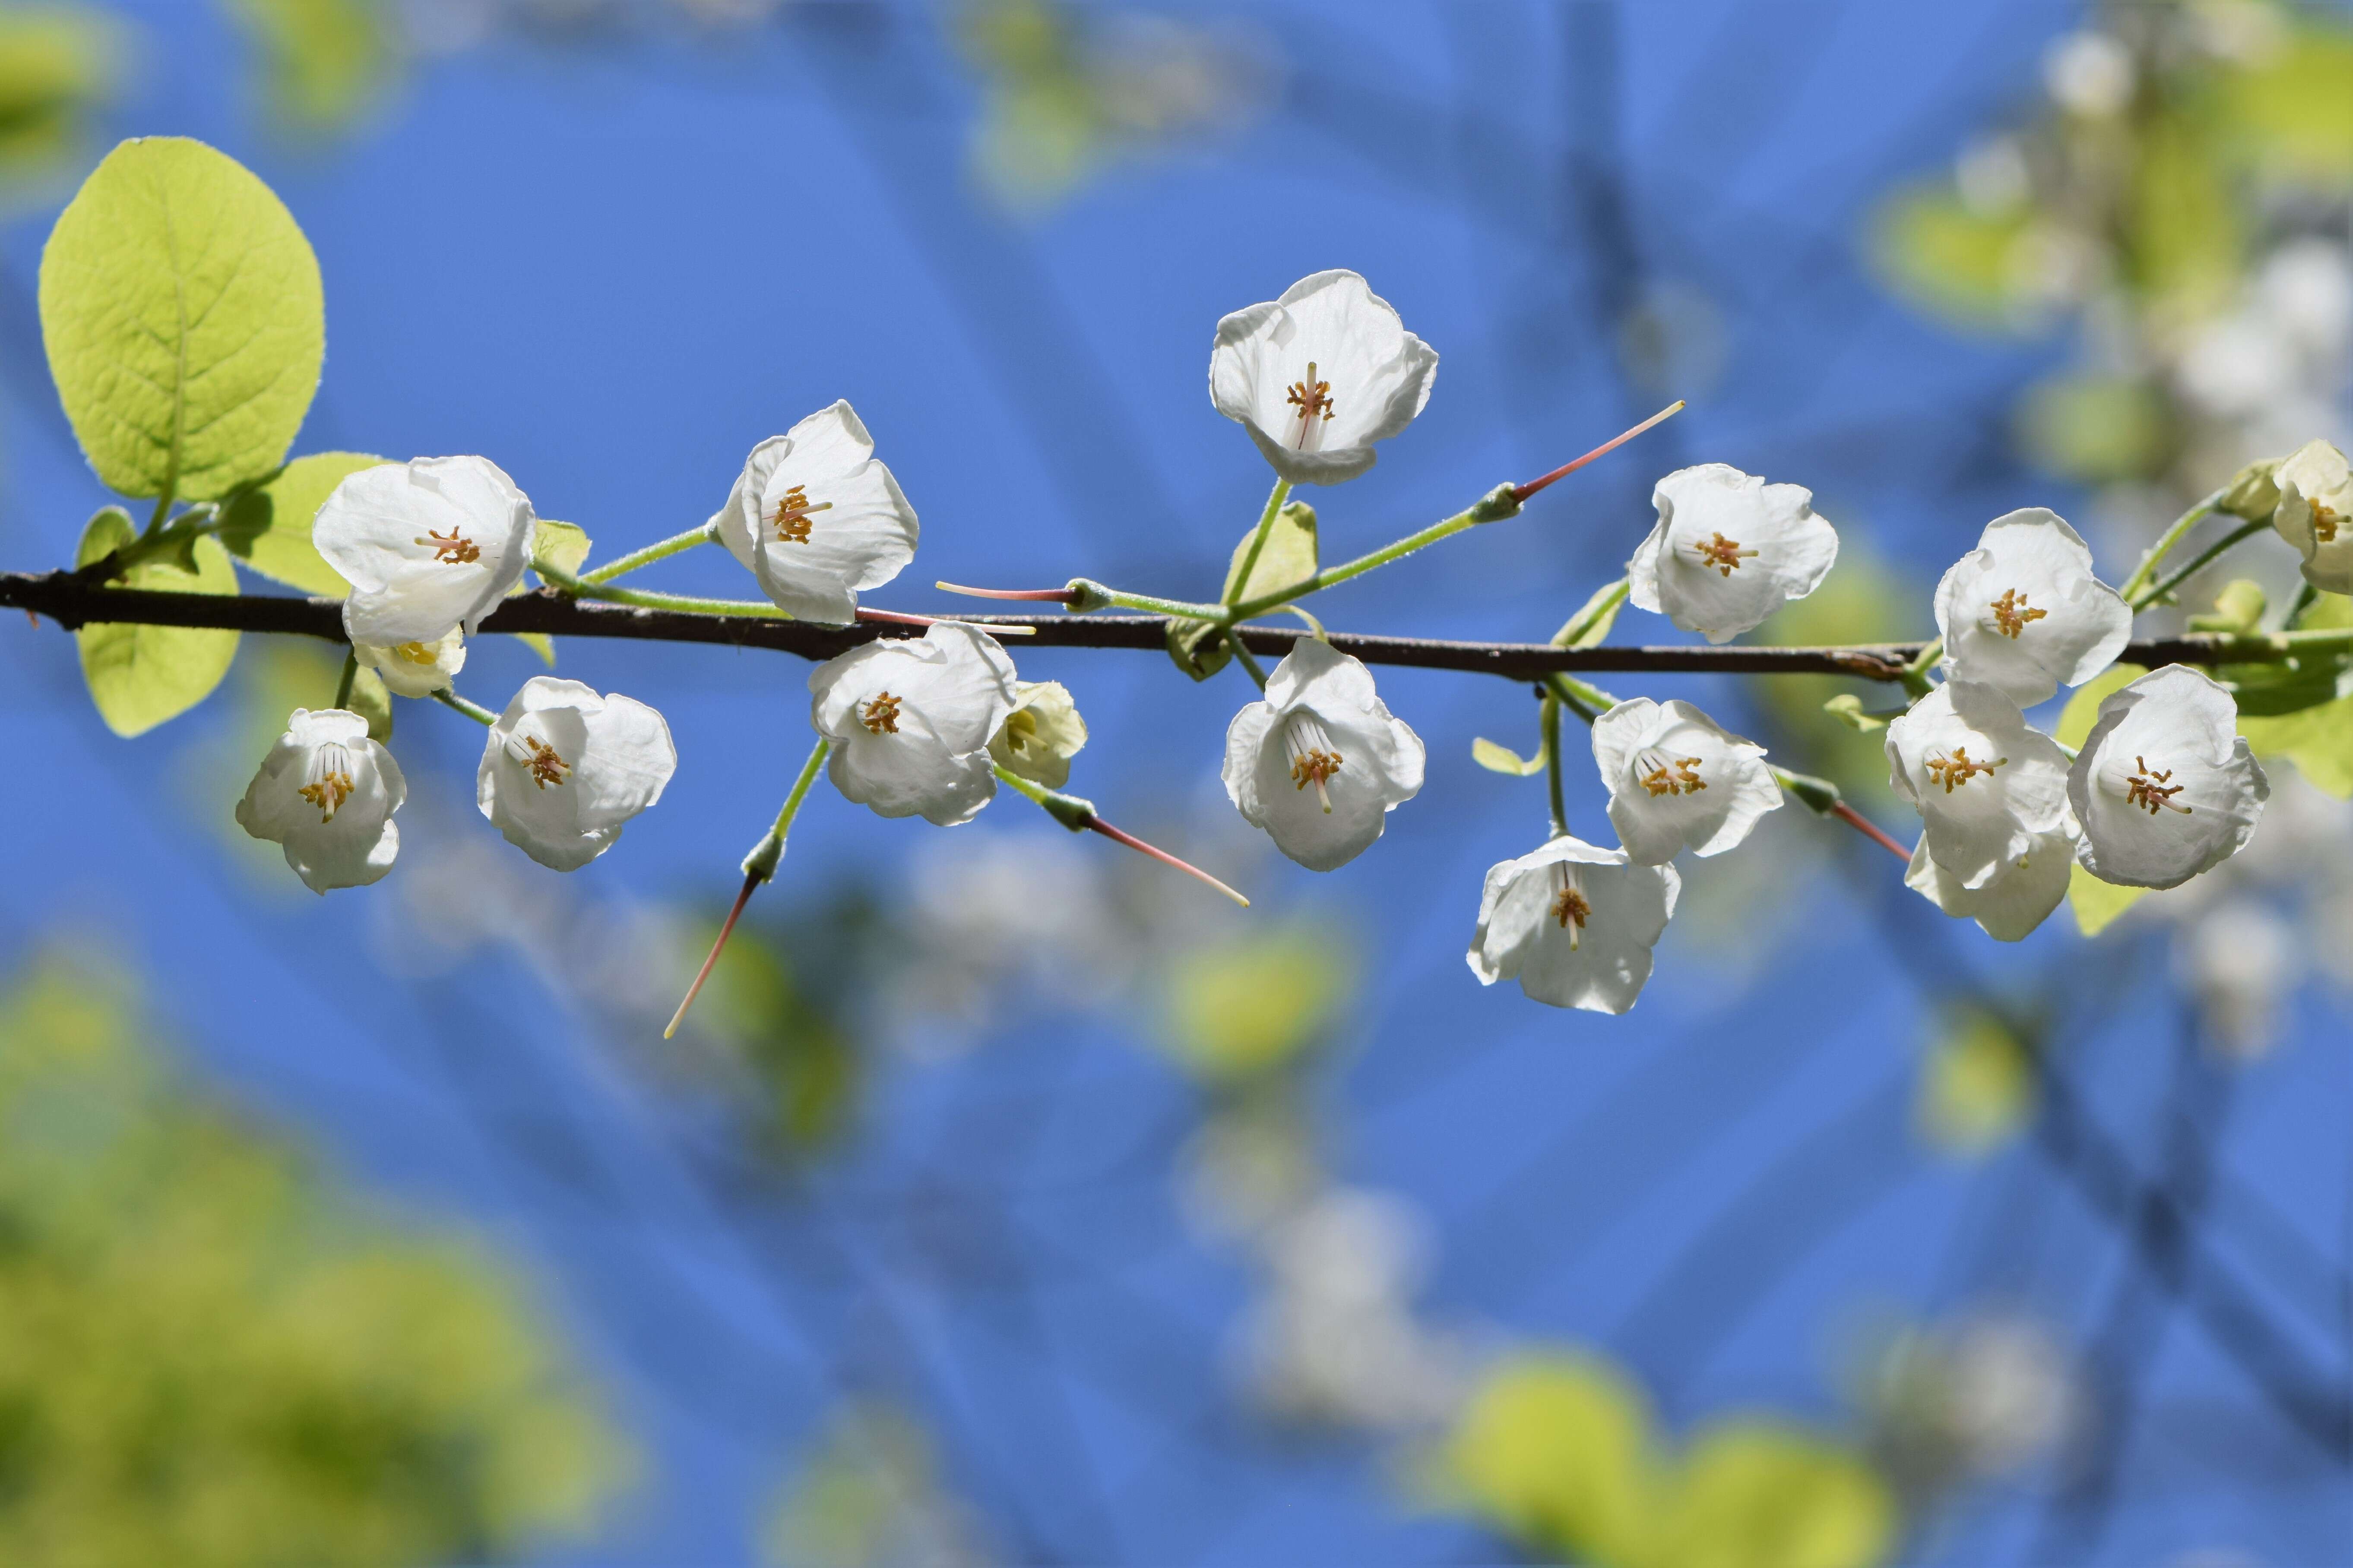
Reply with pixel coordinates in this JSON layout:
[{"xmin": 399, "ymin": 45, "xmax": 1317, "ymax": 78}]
[
  {"xmin": 1083, "ymin": 816, "xmax": 1249, "ymax": 906},
  {"xmin": 1832, "ymin": 801, "xmax": 1913, "ymax": 865},
  {"xmin": 1512, "ymin": 400, "xmax": 1687, "ymax": 503},
  {"xmin": 664, "ymin": 869, "xmax": 762, "ymax": 1038}
]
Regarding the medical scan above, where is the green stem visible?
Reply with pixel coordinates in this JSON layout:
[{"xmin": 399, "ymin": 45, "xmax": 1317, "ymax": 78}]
[
  {"xmin": 1227, "ymin": 504, "xmax": 1484, "ymax": 622},
  {"xmin": 580, "ymin": 525, "xmax": 715, "ymax": 586},
  {"xmin": 107, "ymin": 506, "xmax": 222, "ymax": 577},
  {"xmin": 332, "ymin": 651, "xmax": 358, "ymax": 710},
  {"xmin": 1540, "ymin": 691, "xmax": 1568, "ymax": 840},
  {"xmin": 1899, "ymin": 637, "xmax": 1942, "ymax": 699},
  {"xmin": 1225, "ymin": 479, "xmax": 1293, "ymax": 606},
  {"xmin": 1543, "ymin": 670, "xmax": 1621, "ymax": 718},
  {"xmin": 741, "ymin": 738, "xmax": 829, "ymax": 881},
  {"xmin": 144, "ymin": 492, "xmax": 174, "ymax": 537},
  {"xmin": 2129, "ymin": 517, "xmax": 2272, "ymax": 611},
  {"xmin": 2119, "ymin": 489, "xmax": 2226, "ymax": 602},
  {"xmin": 1093, "ymin": 585, "xmax": 1233, "ymax": 620},
  {"xmin": 537, "ymin": 557, "xmax": 780, "ymax": 618},
  {"xmin": 432, "ymin": 689, "xmax": 497, "ymax": 726},
  {"xmin": 1226, "ymin": 631, "xmax": 1269, "ymax": 690}
]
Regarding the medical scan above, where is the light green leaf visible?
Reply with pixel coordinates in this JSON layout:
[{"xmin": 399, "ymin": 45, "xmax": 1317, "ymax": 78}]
[
  {"xmin": 74, "ymin": 507, "xmax": 240, "ymax": 737},
  {"xmin": 1163, "ymin": 616, "xmax": 1231, "ymax": 682},
  {"xmin": 2240, "ymin": 695, "xmax": 2353, "ymax": 798},
  {"xmin": 346, "ymin": 664, "xmax": 392, "ymax": 742},
  {"xmin": 1552, "ymin": 579, "xmax": 1628, "ymax": 649},
  {"xmin": 531, "ymin": 518, "xmax": 592, "ymax": 582},
  {"xmin": 217, "ymin": 450, "xmax": 383, "ymax": 597},
  {"xmin": 1659, "ymin": 1424, "xmax": 1896, "ymax": 1568},
  {"xmin": 2068, "ymin": 862, "xmax": 2147, "ymax": 937},
  {"xmin": 2056, "ymin": 663, "xmax": 2146, "ymax": 749},
  {"xmin": 39, "ymin": 136, "xmax": 324, "ymax": 502},
  {"xmin": 511, "ymin": 632, "xmax": 557, "ymax": 667},
  {"xmin": 1441, "ymin": 1354, "xmax": 1663, "ymax": 1566},
  {"xmin": 1821, "ymin": 694, "xmax": 1887, "ymax": 733},
  {"xmin": 1473, "ymin": 737, "xmax": 1546, "ymax": 776},
  {"xmin": 1222, "ymin": 499, "xmax": 1318, "ymax": 605}
]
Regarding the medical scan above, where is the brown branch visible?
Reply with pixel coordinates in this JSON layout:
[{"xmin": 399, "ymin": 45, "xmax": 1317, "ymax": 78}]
[{"xmin": 0, "ymin": 569, "xmax": 2248, "ymax": 683}]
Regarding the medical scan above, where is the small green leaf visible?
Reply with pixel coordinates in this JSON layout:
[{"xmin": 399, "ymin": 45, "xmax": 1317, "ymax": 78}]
[
  {"xmin": 1551, "ymin": 579, "xmax": 1627, "ymax": 649},
  {"xmin": 1473, "ymin": 737, "xmax": 1545, "ymax": 776},
  {"xmin": 74, "ymin": 508, "xmax": 241, "ymax": 736},
  {"xmin": 1222, "ymin": 499, "xmax": 1318, "ymax": 605},
  {"xmin": 532, "ymin": 518, "xmax": 592, "ymax": 582},
  {"xmin": 1660, "ymin": 1424, "xmax": 1896, "ymax": 1568},
  {"xmin": 40, "ymin": 137, "xmax": 325, "ymax": 502},
  {"xmin": 346, "ymin": 664, "xmax": 392, "ymax": 742},
  {"xmin": 2189, "ymin": 578, "xmax": 2267, "ymax": 635},
  {"xmin": 1163, "ymin": 616, "xmax": 1231, "ymax": 682},
  {"xmin": 511, "ymin": 632, "xmax": 557, "ymax": 667},
  {"xmin": 217, "ymin": 451, "xmax": 384, "ymax": 597},
  {"xmin": 2068, "ymin": 862, "xmax": 2147, "ymax": 936},
  {"xmin": 1821, "ymin": 694, "xmax": 1888, "ymax": 732}
]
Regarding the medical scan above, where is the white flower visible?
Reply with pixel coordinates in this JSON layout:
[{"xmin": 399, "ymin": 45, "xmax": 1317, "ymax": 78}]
[
  {"xmin": 1904, "ymin": 823, "xmax": 2074, "ymax": 942},
  {"xmin": 354, "ymin": 629, "xmax": 465, "ymax": 699},
  {"xmin": 314, "ymin": 456, "xmax": 536, "ymax": 645},
  {"xmin": 2272, "ymin": 439, "xmax": 2353, "ymax": 594},
  {"xmin": 1222, "ymin": 638, "xmax": 1425, "ymax": 872},
  {"xmin": 1933, "ymin": 508, "xmax": 2131, "ymax": 706},
  {"xmin": 1209, "ymin": 269, "xmax": 1439, "ymax": 487},
  {"xmin": 1590, "ymin": 698, "xmax": 1781, "ymax": 865},
  {"xmin": 1885, "ymin": 681, "xmax": 2071, "ymax": 890},
  {"xmin": 811, "ymin": 623, "xmax": 1019, "ymax": 827},
  {"xmin": 235, "ymin": 708, "xmax": 405, "ymax": 894},
  {"xmin": 710, "ymin": 400, "xmax": 919, "ymax": 624},
  {"xmin": 1628, "ymin": 463, "xmax": 1838, "ymax": 644},
  {"xmin": 2068, "ymin": 664, "xmax": 2267, "ymax": 890},
  {"xmin": 1465, "ymin": 836, "xmax": 1680, "ymax": 1014},
  {"xmin": 988, "ymin": 680, "xmax": 1086, "ymax": 789},
  {"xmin": 478, "ymin": 677, "xmax": 678, "ymax": 871}
]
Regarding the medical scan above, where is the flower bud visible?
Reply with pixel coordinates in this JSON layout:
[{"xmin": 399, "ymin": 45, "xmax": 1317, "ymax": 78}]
[
  {"xmin": 988, "ymin": 680, "xmax": 1088, "ymax": 789},
  {"xmin": 2217, "ymin": 458, "xmax": 2280, "ymax": 521}
]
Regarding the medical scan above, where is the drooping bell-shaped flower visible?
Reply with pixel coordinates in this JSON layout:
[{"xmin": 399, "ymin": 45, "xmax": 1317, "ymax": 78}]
[
  {"xmin": 2271, "ymin": 439, "xmax": 2353, "ymax": 594},
  {"xmin": 354, "ymin": 628, "xmax": 465, "ymax": 699},
  {"xmin": 1209, "ymin": 270, "xmax": 1440, "ymax": 487},
  {"xmin": 2068, "ymin": 664, "xmax": 2268, "ymax": 889},
  {"xmin": 235, "ymin": 708, "xmax": 406, "ymax": 894},
  {"xmin": 710, "ymin": 400, "xmax": 919, "ymax": 624},
  {"xmin": 811, "ymin": 622, "xmax": 1019, "ymax": 827},
  {"xmin": 1465, "ymin": 836, "xmax": 1681, "ymax": 1014},
  {"xmin": 1884, "ymin": 680, "xmax": 2071, "ymax": 891},
  {"xmin": 1628, "ymin": 463, "xmax": 1838, "ymax": 644},
  {"xmin": 1590, "ymin": 696, "xmax": 1782, "ymax": 865},
  {"xmin": 478, "ymin": 677, "xmax": 678, "ymax": 872},
  {"xmin": 988, "ymin": 679, "xmax": 1087, "ymax": 789},
  {"xmin": 1222, "ymin": 637, "xmax": 1425, "ymax": 872},
  {"xmin": 1904, "ymin": 823, "xmax": 2075, "ymax": 942},
  {"xmin": 1934, "ymin": 508, "xmax": 2131, "ymax": 706},
  {"xmin": 314, "ymin": 456, "xmax": 537, "ymax": 645}
]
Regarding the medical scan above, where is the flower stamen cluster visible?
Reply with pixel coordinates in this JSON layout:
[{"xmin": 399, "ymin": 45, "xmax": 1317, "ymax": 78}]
[
  {"xmin": 2122, "ymin": 756, "xmax": 2188, "ymax": 815},
  {"xmin": 1692, "ymin": 531, "xmax": 1758, "ymax": 576},
  {"xmin": 1636, "ymin": 753, "xmax": 1705, "ymax": 797},
  {"xmin": 417, "ymin": 526, "xmax": 479, "ymax": 564},
  {"xmin": 861, "ymin": 692, "xmax": 903, "ymax": 735},
  {"xmin": 521, "ymin": 736, "xmax": 570, "ymax": 789},
  {"xmin": 1925, "ymin": 748, "xmax": 2005, "ymax": 792},
  {"xmin": 1987, "ymin": 588, "xmax": 2047, "ymax": 638}
]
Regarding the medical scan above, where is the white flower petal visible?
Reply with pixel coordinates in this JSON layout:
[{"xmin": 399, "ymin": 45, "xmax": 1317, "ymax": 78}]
[
  {"xmin": 1628, "ymin": 464, "xmax": 1837, "ymax": 643},
  {"xmin": 1592, "ymin": 697, "xmax": 1782, "ymax": 864},
  {"xmin": 315, "ymin": 456, "xmax": 535, "ymax": 644},
  {"xmin": 1905, "ymin": 825, "xmax": 2072, "ymax": 941},
  {"xmin": 1885, "ymin": 680, "xmax": 2071, "ymax": 890},
  {"xmin": 1209, "ymin": 269, "xmax": 1438, "ymax": 487},
  {"xmin": 1465, "ymin": 836, "xmax": 1680, "ymax": 1014},
  {"xmin": 355, "ymin": 629, "xmax": 466, "ymax": 699},
  {"xmin": 1934, "ymin": 508, "xmax": 2131, "ymax": 706},
  {"xmin": 1222, "ymin": 639, "xmax": 1424, "ymax": 871},
  {"xmin": 809, "ymin": 623, "xmax": 1019, "ymax": 827},
  {"xmin": 235, "ymin": 707, "xmax": 406, "ymax": 894},
  {"xmin": 2068, "ymin": 664, "xmax": 2267, "ymax": 889},
  {"xmin": 478, "ymin": 677, "xmax": 678, "ymax": 871},
  {"xmin": 2272, "ymin": 439, "xmax": 2353, "ymax": 594},
  {"xmin": 722, "ymin": 401, "xmax": 919, "ymax": 623}
]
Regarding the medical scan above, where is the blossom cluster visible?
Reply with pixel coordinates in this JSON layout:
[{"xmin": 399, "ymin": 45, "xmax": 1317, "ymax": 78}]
[{"xmin": 231, "ymin": 264, "xmax": 2317, "ymax": 1037}]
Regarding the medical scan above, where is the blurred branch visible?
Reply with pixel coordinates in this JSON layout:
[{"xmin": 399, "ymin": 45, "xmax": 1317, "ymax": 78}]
[{"xmin": 0, "ymin": 571, "xmax": 2268, "ymax": 682}]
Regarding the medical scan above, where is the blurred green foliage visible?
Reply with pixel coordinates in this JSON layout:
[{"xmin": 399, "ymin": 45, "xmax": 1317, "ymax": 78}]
[
  {"xmin": 1753, "ymin": 546, "xmax": 1927, "ymax": 809},
  {"xmin": 1915, "ymin": 1007, "xmax": 2035, "ymax": 1157},
  {"xmin": 225, "ymin": 0, "xmax": 393, "ymax": 132},
  {"xmin": 2237, "ymin": 591, "xmax": 2353, "ymax": 797},
  {"xmin": 1158, "ymin": 924, "xmax": 1350, "ymax": 1086},
  {"xmin": 762, "ymin": 1400, "xmax": 982, "ymax": 1568},
  {"xmin": 1439, "ymin": 1351, "xmax": 1897, "ymax": 1568},
  {"xmin": 0, "ymin": 8, "xmax": 113, "ymax": 185},
  {"xmin": 688, "ymin": 909, "xmax": 868, "ymax": 1163},
  {"xmin": 0, "ymin": 948, "xmax": 627, "ymax": 1564}
]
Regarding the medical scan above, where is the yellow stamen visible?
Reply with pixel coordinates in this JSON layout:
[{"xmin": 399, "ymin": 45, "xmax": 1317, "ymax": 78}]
[
  {"xmin": 769, "ymin": 484, "xmax": 833, "ymax": 544},
  {"xmin": 2312, "ymin": 500, "xmax": 2340, "ymax": 544},
  {"xmin": 1637, "ymin": 752, "xmax": 1706, "ymax": 797},
  {"xmin": 1987, "ymin": 588, "xmax": 2048, "ymax": 639},
  {"xmin": 297, "ymin": 771, "xmax": 354, "ymax": 821},
  {"xmin": 1552, "ymin": 865, "xmax": 1590, "ymax": 950},
  {"xmin": 1290, "ymin": 748, "xmax": 1343, "ymax": 812},
  {"xmin": 392, "ymin": 641, "xmax": 440, "ymax": 665},
  {"xmin": 861, "ymin": 692, "xmax": 903, "ymax": 735},
  {"xmin": 1924, "ymin": 746, "xmax": 2005, "ymax": 793},
  {"xmin": 1692, "ymin": 531, "xmax": 1759, "ymax": 577},
  {"xmin": 2123, "ymin": 755, "xmax": 2191, "ymax": 815},
  {"xmin": 1285, "ymin": 361, "xmax": 1336, "ymax": 435},
  {"xmin": 417, "ymin": 527, "xmax": 480, "ymax": 565},
  {"xmin": 523, "ymin": 735, "xmax": 570, "ymax": 789}
]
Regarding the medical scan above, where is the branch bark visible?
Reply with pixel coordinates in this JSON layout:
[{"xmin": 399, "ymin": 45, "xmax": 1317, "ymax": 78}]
[{"xmin": 0, "ymin": 570, "xmax": 2252, "ymax": 683}]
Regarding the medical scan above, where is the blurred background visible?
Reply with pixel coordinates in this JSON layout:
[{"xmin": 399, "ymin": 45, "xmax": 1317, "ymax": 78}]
[{"xmin": 0, "ymin": 0, "xmax": 2348, "ymax": 1563}]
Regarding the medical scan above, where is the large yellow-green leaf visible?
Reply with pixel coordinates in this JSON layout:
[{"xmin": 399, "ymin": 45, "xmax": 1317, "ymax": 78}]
[
  {"xmin": 1656, "ymin": 1425, "xmax": 1896, "ymax": 1568},
  {"xmin": 1443, "ymin": 1353, "xmax": 1663, "ymax": 1566},
  {"xmin": 73, "ymin": 508, "xmax": 240, "ymax": 737},
  {"xmin": 1222, "ymin": 499, "xmax": 1318, "ymax": 604},
  {"xmin": 217, "ymin": 449, "xmax": 383, "ymax": 597},
  {"xmin": 39, "ymin": 136, "xmax": 324, "ymax": 502}
]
